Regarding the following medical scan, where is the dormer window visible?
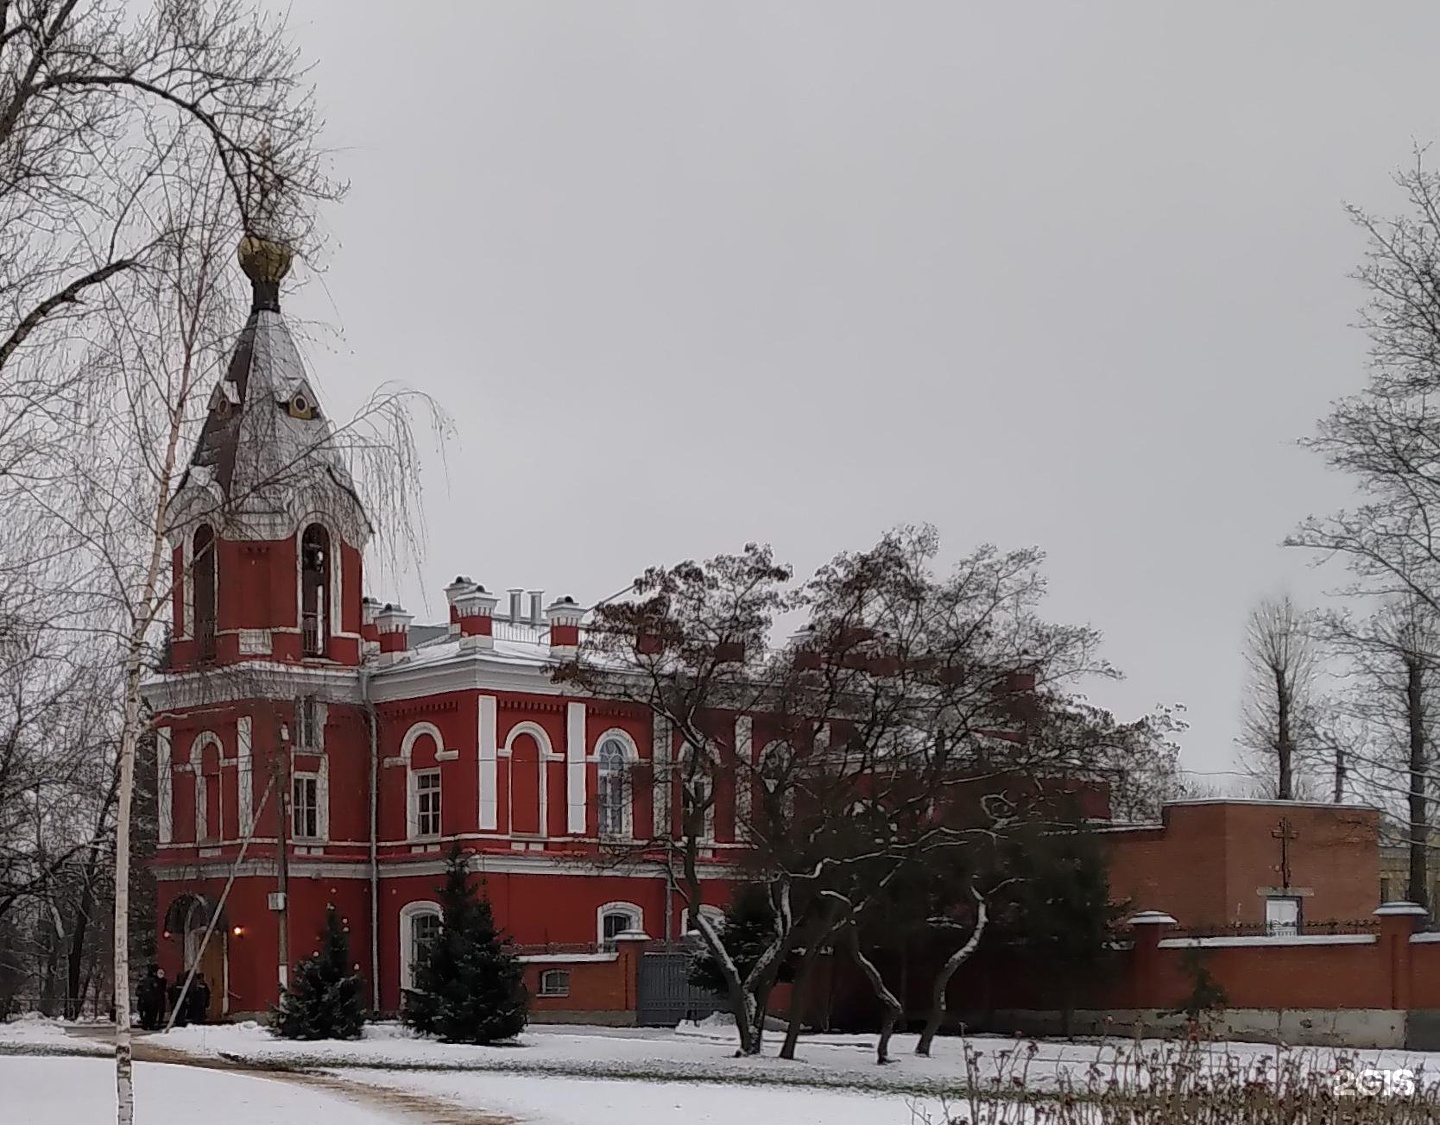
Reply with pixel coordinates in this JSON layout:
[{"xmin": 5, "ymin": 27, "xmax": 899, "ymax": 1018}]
[
  {"xmin": 301, "ymin": 524, "xmax": 331, "ymax": 658},
  {"xmin": 287, "ymin": 391, "xmax": 315, "ymax": 420},
  {"xmin": 193, "ymin": 525, "xmax": 217, "ymax": 662}
]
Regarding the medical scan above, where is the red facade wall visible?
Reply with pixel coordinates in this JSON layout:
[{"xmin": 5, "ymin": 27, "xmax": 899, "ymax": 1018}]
[{"xmin": 1104, "ymin": 802, "xmax": 1381, "ymax": 927}]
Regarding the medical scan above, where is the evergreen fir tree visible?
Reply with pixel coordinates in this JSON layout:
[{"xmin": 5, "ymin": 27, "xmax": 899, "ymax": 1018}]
[
  {"xmin": 402, "ymin": 846, "xmax": 528, "ymax": 1043},
  {"xmin": 271, "ymin": 905, "xmax": 367, "ymax": 1040}
]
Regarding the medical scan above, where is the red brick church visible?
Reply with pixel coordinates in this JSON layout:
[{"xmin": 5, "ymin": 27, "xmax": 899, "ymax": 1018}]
[
  {"xmin": 146, "ymin": 238, "xmax": 1387, "ymax": 1024},
  {"xmin": 145, "ymin": 238, "xmax": 742, "ymax": 1021}
]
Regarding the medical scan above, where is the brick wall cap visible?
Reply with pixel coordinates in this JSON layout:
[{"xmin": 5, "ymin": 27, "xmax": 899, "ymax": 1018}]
[
  {"xmin": 1374, "ymin": 901, "xmax": 1429, "ymax": 917},
  {"xmin": 1126, "ymin": 910, "xmax": 1178, "ymax": 927},
  {"xmin": 613, "ymin": 929, "xmax": 651, "ymax": 942}
]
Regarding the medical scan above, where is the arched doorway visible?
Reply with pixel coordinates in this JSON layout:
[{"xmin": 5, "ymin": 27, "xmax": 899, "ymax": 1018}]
[{"xmin": 161, "ymin": 894, "xmax": 227, "ymax": 1021}]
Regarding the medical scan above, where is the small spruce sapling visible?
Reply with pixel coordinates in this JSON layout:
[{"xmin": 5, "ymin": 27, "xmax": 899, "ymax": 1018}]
[
  {"xmin": 403, "ymin": 845, "xmax": 528, "ymax": 1043},
  {"xmin": 1166, "ymin": 945, "xmax": 1229, "ymax": 1038},
  {"xmin": 271, "ymin": 905, "xmax": 367, "ymax": 1040}
]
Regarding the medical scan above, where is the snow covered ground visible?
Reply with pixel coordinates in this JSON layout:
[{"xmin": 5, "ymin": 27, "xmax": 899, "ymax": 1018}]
[
  {"xmin": 2, "ymin": 1056, "xmax": 396, "ymax": 1125},
  {"xmin": 0, "ymin": 1012, "xmax": 109, "ymax": 1056},
  {"xmin": 339, "ymin": 1067, "xmax": 932, "ymax": 1125},
  {"xmin": 153, "ymin": 1017, "xmax": 1440, "ymax": 1095},
  {"xmin": 9, "ymin": 1014, "xmax": 1440, "ymax": 1125}
]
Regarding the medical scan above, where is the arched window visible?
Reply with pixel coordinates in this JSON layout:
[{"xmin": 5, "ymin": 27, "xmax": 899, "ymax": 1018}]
[
  {"xmin": 597, "ymin": 901, "xmax": 643, "ymax": 949},
  {"xmin": 300, "ymin": 523, "xmax": 331, "ymax": 657},
  {"xmin": 597, "ymin": 737, "xmax": 630, "ymax": 839},
  {"xmin": 193, "ymin": 526, "xmax": 216, "ymax": 661},
  {"xmin": 538, "ymin": 969, "xmax": 570, "ymax": 997},
  {"xmin": 692, "ymin": 904, "xmax": 726, "ymax": 939},
  {"xmin": 399, "ymin": 901, "xmax": 442, "ymax": 994}
]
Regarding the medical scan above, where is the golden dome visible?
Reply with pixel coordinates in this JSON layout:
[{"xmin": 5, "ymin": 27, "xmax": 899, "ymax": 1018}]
[{"xmin": 238, "ymin": 235, "xmax": 293, "ymax": 285}]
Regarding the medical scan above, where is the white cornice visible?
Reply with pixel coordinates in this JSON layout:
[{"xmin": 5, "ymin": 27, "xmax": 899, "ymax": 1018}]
[
  {"xmin": 143, "ymin": 662, "xmax": 364, "ymax": 711},
  {"xmin": 367, "ymin": 652, "xmax": 563, "ymax": 702}
]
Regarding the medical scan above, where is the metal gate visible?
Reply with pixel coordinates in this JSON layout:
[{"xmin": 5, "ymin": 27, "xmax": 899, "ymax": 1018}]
[{"xmin": 636, "ymin": 949, "xmax": 723, "ymax": 1027}]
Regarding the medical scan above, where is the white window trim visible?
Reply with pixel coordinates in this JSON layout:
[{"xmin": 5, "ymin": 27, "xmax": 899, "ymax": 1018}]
[
  {"xmin": 595, "ymin": 730, "xmax": 638, "ymax": 841},
  {"xmin": 157, "ymin": 726, "xmax": 173, "ymax": 844},
  {"xmin": 409, "ymin": 767, "xmax": 442, "ymax": 841},
  {"xmin": 294, "ymin": 695, "xmax": 328, "ymax": 752},
  {"xmin": 678, "ymin": 742, "xmax": 716, "ymax": 844},
  {"xmin": 504, "ymin": 721, "xmax": 553, "ymax": 837},
  {"xmin": 693, "ymin": 904, "xmax": 726, "ymax": 936},
  {"xmin": 597, "ymin": 901, "xmax": 644, "ymax": 947},
  {"xmin": 294, "ymin": 516, "xmax": 345, "ymax": 645},
  {"xmin": 652, "ymin": 718, "xmax": 671, "ymax": 838},
  {"xmin": 399, "ymin": 901, "xmax": 442, "ymax": 993},
  {"xmin": 291, "ymin": 770, "xmax": 326, "ymax": 841},
  {"xmin": 190, "ymin": 731, "xmax": 223, "ymax": 843},
  {"xmin": 538, "ymin": 968, "xmax": 571, "ymax": 997}
]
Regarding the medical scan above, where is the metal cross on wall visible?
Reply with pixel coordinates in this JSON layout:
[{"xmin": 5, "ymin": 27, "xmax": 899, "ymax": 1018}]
[{"xmin": 1272, "ymin": 817, "xmax": 1298, "ymax": 889}]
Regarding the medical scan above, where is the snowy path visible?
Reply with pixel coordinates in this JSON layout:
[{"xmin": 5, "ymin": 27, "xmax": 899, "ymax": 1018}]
[{"xmin": 2, "ymin": 1056, "xmax": 405, "ymax": 1125}]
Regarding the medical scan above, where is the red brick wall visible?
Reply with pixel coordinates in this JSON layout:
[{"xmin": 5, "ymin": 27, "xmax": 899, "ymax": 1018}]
[
  {"xmin": 1105, "ymin": 801, "xmax": 1380, "ymax": 927},
  {"xmin": 524, "ymin": 942, "xmax": 642, "ymax": 1020}
]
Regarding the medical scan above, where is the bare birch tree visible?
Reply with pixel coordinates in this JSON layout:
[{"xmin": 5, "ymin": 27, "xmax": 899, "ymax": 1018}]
[
  {"xmin": 1239, "ymin": 595, "xmax": 1319, "ymax": 801},
  {"xmin": 1319, "ymin": 599, "xmax": 1440, "ymax": 907},
  {"xmin": 1289, "ymin": 152, "xmax": 1440, "ymax": 621}
]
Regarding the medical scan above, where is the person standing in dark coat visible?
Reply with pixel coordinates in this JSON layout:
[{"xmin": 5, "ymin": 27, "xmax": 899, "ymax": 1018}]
[
  {"xmin": 135, "ymin": 965, "xmax": 164, "ymax": 1031},
  {"xmin": 187, "ymin": 974, "xmax": 211, "ymax": 1025},
  {"xmin": 167, "ymin": 979, "xmax": 189, "ymax": 1027}
]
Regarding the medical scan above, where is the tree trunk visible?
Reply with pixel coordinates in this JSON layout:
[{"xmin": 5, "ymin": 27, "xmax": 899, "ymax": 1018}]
[
  {"xmin": 1275, "ymin": 667, "xmax": 1293, "ymax": 800},
  {"xmin": 846, "ymin": 927, "xmax": 901, "ymax": 1065},
  {"xmin": 916, "ymin": 893, "xmax": 988, "ymax": 1057},
  {"xmin": 113, "ymin": 668, "xmax": 143, "ymax": 1125},
  {"xmin": 68, "ymin": 780, "xmax": 118, "ymax": 1020},
  {"xmin": 1408, "ymin": 656, "xmax": 1429, "ymax": 909},
  {"xmin": 780, "ymin": 936, "xmax": 828, "ymax": 1060}
]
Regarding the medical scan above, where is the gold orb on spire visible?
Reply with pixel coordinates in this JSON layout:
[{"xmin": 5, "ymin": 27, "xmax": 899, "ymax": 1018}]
[{"xmin": 237, "ymin": 234, "xmax": 293, "ymax": 285}]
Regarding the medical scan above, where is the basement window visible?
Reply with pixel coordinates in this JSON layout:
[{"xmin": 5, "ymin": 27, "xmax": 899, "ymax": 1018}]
[{"xmin": 538, "ymin": 970, "xmax": 570, "ymax": 998}]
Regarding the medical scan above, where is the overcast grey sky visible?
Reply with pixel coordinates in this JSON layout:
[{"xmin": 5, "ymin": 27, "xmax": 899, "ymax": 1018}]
[{"xmin": 275, "ymin": 2, "xmax": 1440, "ymax": 787}]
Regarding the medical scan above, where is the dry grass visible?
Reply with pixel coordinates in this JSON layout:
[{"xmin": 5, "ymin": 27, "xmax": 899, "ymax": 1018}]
[{"xmin": 919, "ymin": 1035, "xmax": 1440, "ymax": 1124}]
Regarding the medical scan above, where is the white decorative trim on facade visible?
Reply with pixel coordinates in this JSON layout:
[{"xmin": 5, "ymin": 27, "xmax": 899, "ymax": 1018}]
[
  {"xmin": 594, "ymin": 728, "xmax": 639, "ymax": 841},
  {"xmin": 652, "ymin": 718, "xmax": 671, "ymax": 838},
  {"xmin": 238, "ymin": 629, "xmax": 271, "ymax": 655},
  {"xmin": 478, "ymin": 695, "xmax": 498, "ymax": 830},
  {"xmin": 504, "ymin": 721, "xmax": 552, "ymax": 836},
  {"xmin": 566, "ymin": 702, "xmax": 587, "ymax": 834},
  {"xmin": 398, "ymin": 900, "xmax": 442, "ymax": 992},
  {"xmin": 157, "ymin": 726, "xmax": 173, "ymax": 844},
  {"xmin": 190, "ymin": 731, "xmax": 223, "ymax": 842},
  {"xmin": 389, "ymin": 720, "xmax": 445, "ymax": 769},
  {"xmin": 596, "ymin": 901, "xmax": 644, "ymax": 946},
  {"xmin": 236, "ymin": 716, "xmax": 253, "ymax": 834}
]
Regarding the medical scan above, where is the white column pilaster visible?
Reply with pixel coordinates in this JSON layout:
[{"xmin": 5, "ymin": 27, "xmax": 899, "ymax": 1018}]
[
  {"xmin": 566, "ymin": 702, "xmax": 587, "ymax": 834},
  {"xmin": 478, "ymin": 695, "xmax": 498, "ymax": 830}
]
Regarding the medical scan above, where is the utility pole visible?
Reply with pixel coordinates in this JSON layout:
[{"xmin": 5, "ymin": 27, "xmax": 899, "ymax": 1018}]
[{"xmin": 275, "ymin": 713, "xmax": 291, "ymax": 992}]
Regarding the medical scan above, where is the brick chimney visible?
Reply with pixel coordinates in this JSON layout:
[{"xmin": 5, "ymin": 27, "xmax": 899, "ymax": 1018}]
[
  {"xmin": 506, "ymin": 588, "xmax": 523, "ymax": 623},
  {"xmin": 545, "ymin": 596, "xmax": 583, "ymax": 655},
  {"xmin": 444, "ymin": 575, "xmax": 477, "ymax": 634},
  {"xmin": 456, "ymin": 586, "xmax": 499, "ymax": 651},
  {"xmin": 374, "ymin": 603, "xmax": 413, "ymax": 664},
  {"xmin": 360, "ymin": 597, "xmax": 381, "ymax": 653}
]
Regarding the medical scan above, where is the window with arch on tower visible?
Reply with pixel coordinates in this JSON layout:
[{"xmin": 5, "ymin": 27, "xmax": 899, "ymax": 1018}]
[
  {"xmin": 597, "ymin": 737, "xmax": 630, "ymax": 839},
  {"xmin": 192, "ymin": 525, "xmax": 217, "ymax": 662},
  {"xmin": 300, "ymin": 524, "xmax": 330, "ymax": 657}
]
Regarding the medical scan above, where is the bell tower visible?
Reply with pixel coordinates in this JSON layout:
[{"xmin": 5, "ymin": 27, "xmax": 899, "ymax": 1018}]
[{"xmin": 166, "ymin": 236, "xmax": 372, "ymax": 669}]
